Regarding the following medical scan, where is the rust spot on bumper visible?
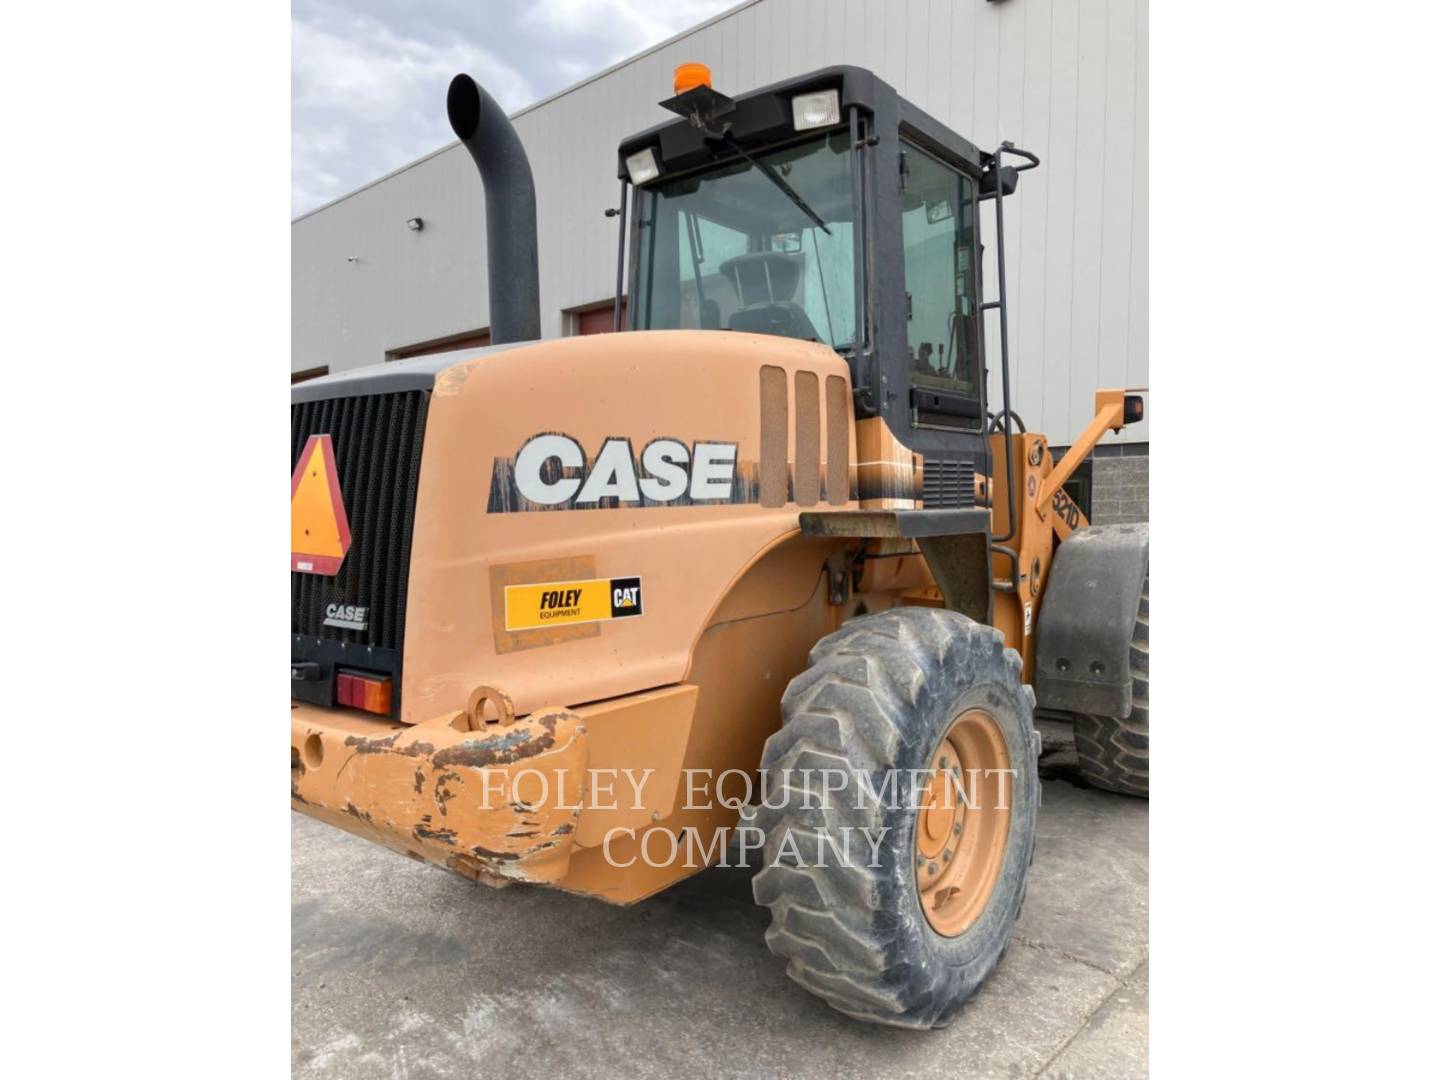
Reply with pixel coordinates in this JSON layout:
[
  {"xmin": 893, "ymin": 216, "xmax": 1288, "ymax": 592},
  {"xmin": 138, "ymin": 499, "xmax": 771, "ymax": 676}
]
[
  {"xmin": 292, "ymin": 703, "xmax": 587, "ymax": 883},
  {"xmin": 430, "ymin": 715, "xmax": 562, "ymax": 770},
  {"xmin": 413, "ymin": 824, "xmax": 457, "ymax": 845}
]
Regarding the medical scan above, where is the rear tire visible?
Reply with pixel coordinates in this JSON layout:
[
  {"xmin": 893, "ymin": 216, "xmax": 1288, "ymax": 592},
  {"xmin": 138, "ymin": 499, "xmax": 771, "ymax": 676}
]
[
  {"xmin": 749, "ymin": 607, "xmax": 1039, "ymax": 1029},
  {"xmin": 1074, "ymin": 577, "xmax": 1149, "ymax": 797}
]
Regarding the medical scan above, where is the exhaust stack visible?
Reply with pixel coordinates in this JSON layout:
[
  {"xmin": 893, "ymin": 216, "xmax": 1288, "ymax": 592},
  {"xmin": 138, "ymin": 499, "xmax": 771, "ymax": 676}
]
[{"xmin": 446, "ymin": 74, "xmax": 541, "ymax": 344}]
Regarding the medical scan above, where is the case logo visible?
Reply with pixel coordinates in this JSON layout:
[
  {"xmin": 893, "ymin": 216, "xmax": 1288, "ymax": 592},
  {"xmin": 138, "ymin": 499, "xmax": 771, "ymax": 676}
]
[
  {"xmin": 504, "ymin": 576, "xmax": 644, "ymax": 631},
  {"xmin": 488, "ymin": 433, "xmax": 749, "ymax": 513},
  {"xmin": 323, "ymin": 603, "xmax": 369, "ymax": 631}
]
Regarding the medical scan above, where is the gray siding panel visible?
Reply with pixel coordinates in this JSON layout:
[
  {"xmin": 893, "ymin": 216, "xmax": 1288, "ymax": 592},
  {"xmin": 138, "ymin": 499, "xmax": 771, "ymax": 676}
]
[
  {"xmin": 1040, "ymin": 0, "xmax": 1080, "ymax": 439},
  {"xmin": 292, "ymin": 0, "xmax": 1147, "ymax": 446},
  {"xmin": 1127, "ymin": 0, "xmax": 1149, "ymax": 444},
  {"xmin": 1069, "ymin": 0, "xmax": 1108, "ymax": 438},
  {"xmin": 1097, "ymin": 0, "xmax": 1139, "ymax": 409}
]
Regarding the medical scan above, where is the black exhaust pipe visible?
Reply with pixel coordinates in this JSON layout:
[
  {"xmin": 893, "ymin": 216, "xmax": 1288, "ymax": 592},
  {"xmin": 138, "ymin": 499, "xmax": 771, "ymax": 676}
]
[{"xmin": 446, "ymin": 73, "xmax": 541, "ymax": 344}]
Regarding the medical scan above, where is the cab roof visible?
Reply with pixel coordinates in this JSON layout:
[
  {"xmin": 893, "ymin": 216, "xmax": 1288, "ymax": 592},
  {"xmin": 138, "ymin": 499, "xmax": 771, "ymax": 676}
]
[{"xmin": 616, "ymin": 65, "xmax": 987, "ymax": 183}]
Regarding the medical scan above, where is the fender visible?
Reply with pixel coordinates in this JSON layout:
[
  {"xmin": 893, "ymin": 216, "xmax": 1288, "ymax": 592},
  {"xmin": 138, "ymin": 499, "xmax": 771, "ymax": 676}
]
[{"xmin": 1034, "ymin": 523, "xmax": 1148, "ymax": 717}]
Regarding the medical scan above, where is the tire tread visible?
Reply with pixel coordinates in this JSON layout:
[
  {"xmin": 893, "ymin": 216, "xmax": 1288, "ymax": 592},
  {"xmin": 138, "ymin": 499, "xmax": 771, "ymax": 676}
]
[{"xmin": 1074, "ymin": 576, "xmax": 1149, "ymax": 796}]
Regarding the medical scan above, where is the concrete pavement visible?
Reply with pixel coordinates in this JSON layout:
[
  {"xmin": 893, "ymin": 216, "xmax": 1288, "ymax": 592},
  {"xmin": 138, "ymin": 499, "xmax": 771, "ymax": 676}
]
[{"xmin": 292, "ymin": 720, "xmax": 1148, "ymax": 1078}]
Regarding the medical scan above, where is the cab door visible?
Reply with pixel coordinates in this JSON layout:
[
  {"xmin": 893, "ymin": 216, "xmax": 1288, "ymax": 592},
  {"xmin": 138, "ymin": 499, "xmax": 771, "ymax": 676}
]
[{"xmin": 896, "ymin": 143, "xmax": 985, "ymax": 506}]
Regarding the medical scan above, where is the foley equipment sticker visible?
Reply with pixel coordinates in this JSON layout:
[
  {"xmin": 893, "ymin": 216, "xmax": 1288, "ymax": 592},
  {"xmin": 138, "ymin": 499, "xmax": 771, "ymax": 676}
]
[{"xmin": 503, "ymin": 576, "xmax": 643, "ymax": 631}]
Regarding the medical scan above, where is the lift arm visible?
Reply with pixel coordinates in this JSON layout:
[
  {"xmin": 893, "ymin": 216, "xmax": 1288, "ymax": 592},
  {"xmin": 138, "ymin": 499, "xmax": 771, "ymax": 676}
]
[{"xmin": 1035, "ymin": 390, "xmax": 1144, "ymax": 516}]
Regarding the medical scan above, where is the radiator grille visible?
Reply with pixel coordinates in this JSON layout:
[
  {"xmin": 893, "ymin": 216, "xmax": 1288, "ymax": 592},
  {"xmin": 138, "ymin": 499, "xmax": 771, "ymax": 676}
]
[
  {"xmin": 922, "ymin": 458, "xmax": 976, "ymax": 509},
  {"xmin": 291, "ymin": 391, "xmax": 429, "ymax": 655}
]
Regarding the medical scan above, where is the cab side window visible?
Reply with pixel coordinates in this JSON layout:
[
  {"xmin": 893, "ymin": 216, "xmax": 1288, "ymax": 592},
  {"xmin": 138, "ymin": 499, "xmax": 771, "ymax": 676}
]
[{"xmin": 900, "ymin": 146, "xmax": 980, "ymax": 426}]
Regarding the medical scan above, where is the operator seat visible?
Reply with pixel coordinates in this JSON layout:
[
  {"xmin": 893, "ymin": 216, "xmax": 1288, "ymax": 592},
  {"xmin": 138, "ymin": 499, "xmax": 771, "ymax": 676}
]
[
  {"xmin": 729, "ymin": 303, "xmax": 819, "ymax": 341},
  {"xmin": 719, "ymin": 251, "xmax": 819, "ymax": 342}
]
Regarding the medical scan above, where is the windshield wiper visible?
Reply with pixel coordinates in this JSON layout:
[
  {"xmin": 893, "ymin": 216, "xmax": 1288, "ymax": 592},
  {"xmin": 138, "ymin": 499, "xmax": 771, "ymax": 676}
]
[
  {"xmin": 714, "ymin": 133, "xmax": 830, "ymax": 235},
  {"xmin": 665, "ymin": 86, "xmax": 831, "ymax": 236}
]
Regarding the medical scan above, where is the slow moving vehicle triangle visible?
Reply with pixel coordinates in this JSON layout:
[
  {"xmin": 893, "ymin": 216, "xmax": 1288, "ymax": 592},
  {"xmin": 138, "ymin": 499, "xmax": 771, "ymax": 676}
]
[{"xmin": 291, "ymin": 434, "xmax": 351, "ymax": 575}]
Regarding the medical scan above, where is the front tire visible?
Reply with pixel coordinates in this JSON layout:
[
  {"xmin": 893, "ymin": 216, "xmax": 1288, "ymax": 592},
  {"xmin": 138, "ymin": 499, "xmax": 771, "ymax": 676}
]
[{"xmin": 749, "ymin": 607, "xmax": 1039, "ymax": 1029}]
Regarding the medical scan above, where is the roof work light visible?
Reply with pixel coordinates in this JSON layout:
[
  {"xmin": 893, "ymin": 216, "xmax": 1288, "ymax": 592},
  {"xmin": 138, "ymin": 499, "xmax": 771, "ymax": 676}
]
[
  {"xmin": 792, "ymin": 89, "xmax": 840, "ymax": 130},
  {"xmin": 624, "ymin": 147, "xmax": 660, "ymax": 185}
]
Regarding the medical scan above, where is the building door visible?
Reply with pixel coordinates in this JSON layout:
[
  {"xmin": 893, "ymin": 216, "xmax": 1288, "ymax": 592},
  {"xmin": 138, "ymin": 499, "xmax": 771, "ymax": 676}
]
[
  {"xmin": 388, "ymin": 328, "xmax": 491, "ymax": 360},
  {"xmin": 574, "ymin": 299, "xmax": 626, "ymax": 335}
]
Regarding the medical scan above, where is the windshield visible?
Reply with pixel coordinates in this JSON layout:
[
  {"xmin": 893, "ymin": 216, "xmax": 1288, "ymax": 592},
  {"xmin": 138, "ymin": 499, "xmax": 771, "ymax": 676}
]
[{"xmin": 631, "ymin": 131, "xmax": 856, "ymax": 349}]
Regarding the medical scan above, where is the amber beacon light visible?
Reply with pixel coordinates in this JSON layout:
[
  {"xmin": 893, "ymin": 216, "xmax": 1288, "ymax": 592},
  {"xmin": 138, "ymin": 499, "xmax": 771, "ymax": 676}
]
[{"xmin": 673, "ymin": 62, "xmax": 712, "ymax": 95}]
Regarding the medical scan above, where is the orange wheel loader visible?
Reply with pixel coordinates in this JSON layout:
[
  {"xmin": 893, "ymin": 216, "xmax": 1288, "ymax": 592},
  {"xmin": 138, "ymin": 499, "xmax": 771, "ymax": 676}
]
[{"xmin": 291, "ymin": 64, "xmax": 1149, "ymax": 1029}]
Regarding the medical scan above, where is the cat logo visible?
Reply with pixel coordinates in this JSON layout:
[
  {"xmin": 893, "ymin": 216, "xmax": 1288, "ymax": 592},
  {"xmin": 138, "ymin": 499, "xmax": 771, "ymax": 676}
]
[{"xmin": 505, "ymin": 575, "xmax": 644, "ymax": 631}]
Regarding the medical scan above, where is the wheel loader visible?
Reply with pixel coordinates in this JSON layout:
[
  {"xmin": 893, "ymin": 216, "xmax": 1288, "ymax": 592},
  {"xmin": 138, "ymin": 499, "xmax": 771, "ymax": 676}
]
[{"xmin": 290, "ymin": 63, "xmax": 1149, "ymax": 1030}]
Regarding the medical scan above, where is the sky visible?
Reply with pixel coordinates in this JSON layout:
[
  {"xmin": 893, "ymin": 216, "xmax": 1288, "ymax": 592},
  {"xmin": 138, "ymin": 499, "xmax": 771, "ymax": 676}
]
[{"xmin": 292, "ymin": 0, "xmax": 740, "ymax": 217}]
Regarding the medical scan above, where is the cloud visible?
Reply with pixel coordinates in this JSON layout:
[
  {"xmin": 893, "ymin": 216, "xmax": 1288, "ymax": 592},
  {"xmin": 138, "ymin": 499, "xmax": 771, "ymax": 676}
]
[
  {"xmin": 292, "ymin": 0, "xmax": 738, "ymax": 216},
  {"xmin": 292, "ymin": 2, "xmax": 534, "ymax": 215},
  {"xmin": 518, "ymin": 0, "xmax": 741, "ymax": 65}
]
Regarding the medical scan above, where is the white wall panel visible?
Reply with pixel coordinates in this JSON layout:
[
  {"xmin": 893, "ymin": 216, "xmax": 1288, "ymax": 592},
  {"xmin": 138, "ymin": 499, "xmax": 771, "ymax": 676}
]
[{"xmin": 292, "ymin": 0, "xmax": 1147, "ymax": 445}]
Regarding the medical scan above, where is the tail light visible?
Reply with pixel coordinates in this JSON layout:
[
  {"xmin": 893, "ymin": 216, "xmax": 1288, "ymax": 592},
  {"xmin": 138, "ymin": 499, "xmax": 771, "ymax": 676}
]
[{"xmin": 336, "ymin": 671, "xmax": 392, "ymax": 716}]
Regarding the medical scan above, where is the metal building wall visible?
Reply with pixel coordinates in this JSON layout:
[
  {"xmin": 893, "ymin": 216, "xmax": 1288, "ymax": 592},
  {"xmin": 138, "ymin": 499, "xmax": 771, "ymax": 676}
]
[{"xmin": 292, "ymin": 0, "xmax": 1147, "ymax": 446}]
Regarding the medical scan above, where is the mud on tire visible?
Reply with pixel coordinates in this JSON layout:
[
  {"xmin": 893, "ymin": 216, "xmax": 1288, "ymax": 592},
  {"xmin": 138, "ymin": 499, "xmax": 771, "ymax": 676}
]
[
  {"xmin": 1074, "ymin": 576, "xmax": 1149, "ymax": 797},
  {"xmin": 747, "ymin": 607, "xmax": 1039, "ymax": 1029}
]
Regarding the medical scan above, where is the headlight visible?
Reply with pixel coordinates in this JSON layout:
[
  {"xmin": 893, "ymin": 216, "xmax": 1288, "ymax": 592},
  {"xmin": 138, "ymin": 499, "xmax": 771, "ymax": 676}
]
[
  {"xmin": 625, "ymin": 147, "xmax": 661, "ymax": 186},
  {"xmin": 791, "ymin": 90, "xmax": 840, "ymax": 131}
]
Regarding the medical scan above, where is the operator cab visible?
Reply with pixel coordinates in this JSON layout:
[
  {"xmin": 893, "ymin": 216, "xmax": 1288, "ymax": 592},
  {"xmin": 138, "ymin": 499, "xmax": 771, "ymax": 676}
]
[{"xmin": 616, "ymin": 64, "xmax": 1030, "ymax": 498}]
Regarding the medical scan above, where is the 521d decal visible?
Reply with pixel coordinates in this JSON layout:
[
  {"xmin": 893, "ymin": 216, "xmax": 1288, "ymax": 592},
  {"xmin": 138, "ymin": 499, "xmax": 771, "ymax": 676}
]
[{"xmin": 1052, "ymin": 487, "xmax": 1082, "ymax": 530}]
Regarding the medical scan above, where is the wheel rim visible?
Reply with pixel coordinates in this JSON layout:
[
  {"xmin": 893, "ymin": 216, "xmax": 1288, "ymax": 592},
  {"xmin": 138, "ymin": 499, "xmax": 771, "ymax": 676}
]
[{"xmin": 915, "ymin": 707, "xmax": 1012, "ymax": 937}]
